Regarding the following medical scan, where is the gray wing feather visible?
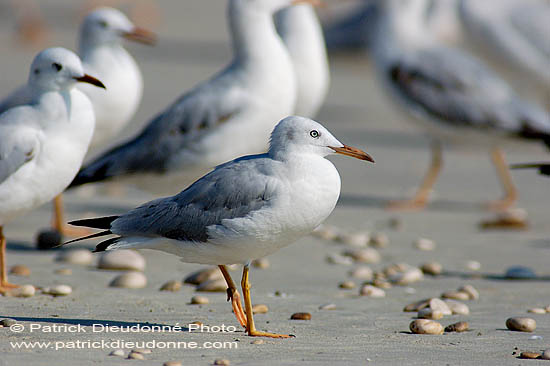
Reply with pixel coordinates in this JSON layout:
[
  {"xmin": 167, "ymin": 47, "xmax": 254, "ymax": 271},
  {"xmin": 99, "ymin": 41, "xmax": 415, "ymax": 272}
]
[{"xmin": 110, "ymin": 155, "xmax": 277, "ymax": 242}]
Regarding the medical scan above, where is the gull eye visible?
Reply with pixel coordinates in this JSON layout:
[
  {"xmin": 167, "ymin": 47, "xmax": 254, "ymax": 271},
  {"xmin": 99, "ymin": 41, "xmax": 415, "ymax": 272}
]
[
  {"xmin": 310, "ymin": 130, "xmax": 320, "ymax": 138},
  {"xmin": 98, "ymin": 20, "xmax": 108, "ymax": 28},
  {"xmin": 52, "ymin": 63, "xmax": 62, "ymax": 72}
]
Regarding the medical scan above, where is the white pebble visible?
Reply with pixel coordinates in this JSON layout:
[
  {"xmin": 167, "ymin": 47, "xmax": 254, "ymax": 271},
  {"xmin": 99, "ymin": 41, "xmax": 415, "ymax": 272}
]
[
  {"xmin": 326, "ymin": 253, "xmax": 354, "ymax": 266},
  {"xmin": 542, "ymin": 350, "xmax": 550, "ymax": 360},
  {"xmin": 7, "ymin": 284, "xmax": 35, "ymax": 298},
  {"xmin": 98, "ymin": 250, "xmax": 145, "ymax": 271},
  {"xmin": 190, "ymin": 295, "xmax": 209, "ymax": 305},
  {"xmin": 109, "ymin": 349, "xmax": 125, "ymax": 357},
  {"xmin": 342, "ymin": 248, "xmax": 380, "ymax": 264},
  {"xmin": 127, "ymin": 351, "xmax": 145, "ymax": 360},
  {"xmin": 109, "ymin": 272, "xmax": 147, "ymax": 288},
  {"xmin": 441, "ymin": 291, "xmax": 470, "ymax": 301},
  {"xmin": 251, "ymin": 258, "xmax": 270, "ymax": 269},
  {"xmin": 319, "ymin": 303, "xmax": 337, "ymax": 310},
  {"xmin": 421, "ymin": 262, "xmax": 442, "ymax": 276},
  {"xmin": 56, "ymin": 249, "xmax": 93, "ymax": 265},
  {"xmin": 369, "ymin": 232, "xmax": 389, "ymax": 248},
  {"xmin": 413, "ymin": 238, "xmax": 436, "ymax": 251},
  {"xmin": 418, "ymin": 308, "xmax": 443, "ymax": 320},
  {"xmin": 444, "ymin": 300, "xmax": 470, "ymax": 315},
  {"xmin": 528, "ymin": 308, "xmax": 546, "ymax": 314},
  {"xmin": 390, "ymin": 268, "xmax": 424, "ymax": 285},
  {"xmin": 335, "ymin": 232, "xmax": 370, "ymax": 247},
  {"xmin": 429, "ymin": 298, "xmax": 452, "ymax": 316},
  {"xmin": 348, "ymin": 266, "xmax": 374, "ymax": 281},
  {"xmin": 184, "ymin": 267, "xmax": 223, "ymax": 285},
  {"xmin": 409, "ymin": 319, "xmax": 444, "ymax": 335},
  {"xmin": 160, "ymin": 280, "xmax": 182, "ymax": 292},
  {"xmin": 465, "ymin": 260, "xmax": 481, "ymax": 271},
  {"xmin": 311, "ymin": 224, "xmax": 340, "ymax": 241},
  {"xmin": 458, "ymin": 285, "xmax": 479, "ymax": 300},
  {"xmin": 44, "ymin": 285, "xmax": 72, "ymax": 296},
  {"xmin": 196, "ymin": 279, "xmax": 227, "ymax": 292},
  {"xmin": 359, "ymin": 284, "xmax": 386, "ymax": 298}
]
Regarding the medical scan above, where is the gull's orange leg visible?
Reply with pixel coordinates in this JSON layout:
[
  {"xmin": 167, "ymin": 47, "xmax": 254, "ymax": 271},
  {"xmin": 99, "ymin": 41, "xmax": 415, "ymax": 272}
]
[
  {"xmin": 387, "ymin": 141, "xmax": 442, "ymax": 211},
  {"xmin": 52, "ymin": 195, "xmax": 91, "ymax": 237},
  {"xmin": 218, "ymin": 265, "xmax": 247, "ymax": 328},
  {"xmin": 241, "ymin": 264, "xmax": 293, "ymax": 338},
  {"xmin": 0, "ymin": 226, "xmax": 19, "ymax": 294},
  {"xmin": 486, "ymin": 147, "xmax": 518, "ymax": 211}
]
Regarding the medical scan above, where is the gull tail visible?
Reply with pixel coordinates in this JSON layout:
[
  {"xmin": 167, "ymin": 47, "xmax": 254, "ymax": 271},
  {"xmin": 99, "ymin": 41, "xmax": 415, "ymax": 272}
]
[
  {"xmin": 510, "ymin": 162, "xmax": 550, "ymax": 177},
  {"xmin": 53, "ymin": 215, "xmax": 120, "ymax": 248}
]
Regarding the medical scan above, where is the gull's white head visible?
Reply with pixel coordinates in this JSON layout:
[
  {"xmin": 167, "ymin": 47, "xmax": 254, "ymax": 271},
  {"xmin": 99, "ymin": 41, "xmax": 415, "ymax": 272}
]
[
  {"xmin": 269, "ymin": 116, "xmax": 375, "ymax": 162},
  {"xmin": 28, "ymin": 47, "xmax": 106, "ymax": 91},
  {"xmin": 79, "ymin": 7, "xmax": 156, "ymax": 48}
]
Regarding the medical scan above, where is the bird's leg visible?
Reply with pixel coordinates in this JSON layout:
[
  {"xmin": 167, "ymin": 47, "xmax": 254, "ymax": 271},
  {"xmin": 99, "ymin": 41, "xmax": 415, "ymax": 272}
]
[
  {"xmin": 387, "ymin": 141, "xmax": 442, "ymax": 211},
  {"xmin": 52, "ymin": 194, "xmax": 91, "ymax": 237},
  {"xmin": 0, "ymin": 226, "xmax": 19, "ymax": 294},
  {"xmin": 241, "ymin": 263, "xmax": 293, "ymax": 338},
  {"xmin": 487, "ymin": 147, "xmax": 518, "ymax": 211},
  {"xmin": 218, "ymin": 265, "xmax": 247, "ymax": 328}
]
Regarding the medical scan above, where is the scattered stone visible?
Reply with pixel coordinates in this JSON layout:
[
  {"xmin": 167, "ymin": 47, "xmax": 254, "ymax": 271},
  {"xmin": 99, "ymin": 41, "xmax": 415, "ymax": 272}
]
[
  {"xmin": 43, "ymin": 284, "xmax": 72, "ymax": 296},
  {"xmin": 542, "ymin": 350, "xmax": 550, "ymax": 360},
  {"xmin": 506, "ymin": 317, "xmax": 536, "ymax": 332},
  {"xmin": 127, "ymin": 351, "xmax": 145, "ymax": 360},
  {"xmin": 390, "ymin": 267, "xmax": 423, "ymax": 285},
  {"xmin": 339, "ymin": 281, "xmax": 356, "ymax": 289},
  {"xmin": 311, "ymin": 224, "xmax": 340, "ymax": 241},
  {"xmin": 384, "ymin": 263, "xmax": 409, "ymax": 276},
  {"xmin": 372, "ymin": 279, "xmax": 392, "ymax": 289},
  {"xmin": 441, "ymin": 291, "xmax": 470, "ymax": 301},
  {"xmin": 527, "ymin": 308, "xmax": 546, "ymax": 314},
  {"xmin": 251, "ymin": 258, "xmax": 270, "ymax": 269},
  {"xmin": 109, "ymin": 349, "xmax": 125, "ymax": 357},
  {"xmin": 429, "ymin": 298, "xmax": 452, "ymax": 316},
  {"xmin": 335, "ymin": 232, "xmax": 370, "ymax": 247},
  {"xmin": 418, "ymin": 308, "xmax": 443, "ymax": 320},
  {"xmin": 291, "ymin": 312, "xmax": 311, "ymax": 320},
  {"xmin": 505, "ymin": 266, "xmax": 536, "ymax": 280},
  {"xmin": 109, "ymin": 272, "xmax": 147, "ymax": 289},
  {"xmin": 0, "ymin": 318, "xmax": 17, "ymax": 327},
  {"xmin": 132, "ymin": 348, "xmax": 152, "ymax": 354},
  {"xmin": 404, "ymin": 299, "xmax": 430, "ymax": 312},
  {"xmin": 445, "ymin": 321, "xmax": 469, "ymax": 333},
  {"xmin": 36, "ymin": 229, "xmax": 62, "ymax": 250},
  {"xmin": 348, "ymin": 266, "xmax": 373, "ymax": 281},
  {"xmin": 9, "ymin": 265, "xmax": 30, "ymax": 277},
  {"xmin": 359, "ymin": 284, "xmax": 385, "ymax": 298},
  {"xmin": 213, "ymin": 359, "xmax": 230, "ymax": 366},
  {"xmin": 196, "ymin": 279, "xmax": 227, "ymax": 292},
  {"xmin": 444, "ymin": 300, "xmax": 470, "ymax": 315},
  {"xmin": 326, "ymin": 253, "xmax": 353, "ymax": 265},
  {"xmin": 546, "ymin": 305, "xmax": 550, "ymax": 313},
  {"xmin": 369, "ymin": 232, "xmax": 389, "ymax": 248},
  {"xmin": 251, "ymin": 339, "xmax": 264, "ymax": 345},
  {"xmin": 519, "ymin": 352, "xmax": 541, "ymax": 359},
  {"xmin": 163, "ymin": 361, "xmax": 183, "ymax": 366},
  {"xmin": 465, "ymin": 260, "xmax": 481, "ymax": 271},
  {"xmin": 413, "ymin": 238, "xmax": 436, "ymax": 251},
  {"xmin": 98, "ymin": 250, "xmax": 145, "ymax": 271},
  {"xmin": 6, "ymin": 284, "xmax": 35, "ymax": 298},
  {"xmin": 160, "ymin": 280, "xmax": 182, "ymax": 292},
  {"xmin": 409, "ymin": 319, "xmax": 444, "ymax": 335},
  {"xmin": 252, "ymin": 304, "xmax": 268, "ymax": 314},
  {"xmin": 342, "ymin": 248, "xmax": 380, "ymax": 264},
  {"xmin": 479, "ymin": 208, "xmax": 528, "ymax": 230},
  {"xmin": 190, "ymin": 321, "xmax": 203, "ymax": 326},
  {"xmin": 55, "ymin": 249, "xmax": 93, "ymax": 265},
  {"xmin": 184, "ymin": 267, "xmax": 223, "ymax": 285},
  {"xmin": 458, "ymin": 285, "xmax": 479, "ymax": 300},
  {"xmin": 54, "ymin": 268, "xmax": 72, "ymax": 275},
  {"xmin": 319, "ymin": 303, "xmax": 337, "ymax": 310},
  {"xmin": 190, "ymin": 295, "xmax": 209, "ymax": 305},
  {"xmin": 421, "ymin": 262, "xmax": 442, "ymax": 276}
]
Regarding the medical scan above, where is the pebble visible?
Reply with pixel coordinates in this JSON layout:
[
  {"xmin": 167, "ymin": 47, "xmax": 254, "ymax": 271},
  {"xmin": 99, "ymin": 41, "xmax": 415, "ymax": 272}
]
[
  {"xmin": 384, "ymin": 263, "xmax": 409, "ymax": 276},
  {"xmin": 339, "ymin": 281, "xmax": 356, "ymax": 289},
  {"xmin": 251, "ymin": 339, "xmax": 264, "ymax": 345},
  {"xmin": 0, "ymin": 318, "xmax": 17, "ymax": 327},
  {"xmin": 465, "ymin": 260, "xmax": 481, "ymax": 271},
  {"xmin": 413, "ymin": 238, "xmax": 436, "ymax": 251},
  {"xmin": 326, "ymin": 253, "xmax": 354, "ymax": 266},
  {"xmin": 359, "ymin": 284, "xmax": 386, "ymax": 298},
  {"xmin": 196, "ymin": 279, "xmax": 227, "ymax": 292},
  {"xmin": 335, "ymin": 232, "xmax": 370, "ymax": 247},
  {"xmin": 527, "ymin": 308, "xmax": 546, "ymax": 314},
  {"xmin": 109, "ymin": 349, "xmax": 125, "ymax": 357},
  {"xmin": 251, "ymin": 258, "xmax": 270, "ymax": 269},
  {"xmin": 54, "ymin": 268, "xmax": 72, "ymax": 275},
  {"xmin": 372, "ymin": 279, "xmax": 392, "ymax": 289},
  {"xmin": 444, "ymin": 300, "xmax": 470, "ymax": 315},
  {"xmin": 127, "ymin": 351, "xmax": 145, "ymax": 360},
  {"xmin": 36, "ymin": 229, "xmax": 62, "ymax": 250},
  {"xmin": 429, "ymin": 298, "xmax": 452, "ymax": 316},
  {"xmin": 404, "ymin": 299, "xmax": 430, "ymax": 312},
  {"xmin": 9, "ymin": 264, "xmax": 30, "ymax": 277},
  {"xmin": 519, "ymin": 352, "xmax": 541, "ymax": 359},
  {"xmin": 458, "ymin": 285, "xmax": 479, "ymax": 300},
  {"xmin": 369, "ymin": 232, "xmax": 389, "ymax": 248},
  {"xmin": 184, "ymin": 267, "xmax": 223, "ymax": 285},
  {"xmin": 506, "ymin": 317, "xmax": 536, "ymax": 332},
  {"xmin": 213, "ymin": 359, "xmax": 230, "ymax": 366},
  {"xmin": 43, "ymin": 284, "xmax": 72, "ymax": 296},
  {"xmin": 163, "ymin": 361, "xmax": 183, "ymax": 366},
  {"xmin": 480, "ymin": 208, "xmax": 528, "ymax": 230},
  {"xmin": 418, "ymin": 308, "xmax": 444, "ymax": 320},
  {"xmin": 546, "ymin": 305, "xmax": 550, "ymax": 313},
  {"xmin": 319, "ymin": 303, "xmax": 337, "ymax": 310},
  {"xmin": 55, "ymin": 249, "xmax": 93, "ymax": 265},
  {"xmin": 291, "ymin": 312, "xmax": 311, "ymax": 320},
  {"xmin": 342, "ymin": 248, "xmax": 380, "ymax": 264},
  {"xmin": 409, "ymin": 319, "xmax": 444, "ymax": 335},
  {"xmin": 310, "ymin": 224, "xmax": 340, "ymax": 241},
  {"xmin": 252, "ymin": 304, "xmax": 269, "ymax": 314},
  {"xmin": 190, "ymin": 295, "xmax": 209, "ymax": 305},
  {"xmin": 390, "ymin": 268, "xmax": 424, "ymax": 285},
  {"xmin": 7, "ymin": 284, "xmax": 35, "ymax": 298},
  {"xmin": 132, "ymin": 348, "xmax": 152, "ymax": 354},
  {"xmin": 160, "ymin": 280, "xmax": 182, "ymax": 292},
  {"xmin": 445, "ymin": 321, "xmax": 469, "ymax": 333},
  {"xmin": 542, "ymin": 350, "xmax": 550, "ymax": 360},
  {"xmin": 505, "ymin": 266, "xmax": 536, "ymax": 280},
  {"xmin": 98, "ymin": 250, "xmax": 145, "ymax": 271},
  {"xmin": 348, "ymin": 266, "xmax": 373, "ymax": 281},
  {"xmin": 109, "ymin": 272, "xmax": 147, "ymax": 289},
  {"xmin": 420, "ymin": 262, "xmax": 442, "ymax": 276},
  {"xmin": 441, "ymin": 291, "xmax": 470, "ymax": 301}
]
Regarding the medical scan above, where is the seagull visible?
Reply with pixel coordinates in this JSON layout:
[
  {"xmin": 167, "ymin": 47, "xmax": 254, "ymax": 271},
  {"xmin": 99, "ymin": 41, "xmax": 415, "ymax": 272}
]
[
  {"xmin": 61, "ymin": 116, "xmax": 374, "ymax": 338},
  {"xmin": 0, "ymin": 47, "xmax": 105, "ymax": 293},
  {"xmin": 69, "ymin": 0, "xmax": 318, "ymax": 195},
  {"xmin": 275, "ymin": 2, "xmax": 330, "ymax": 117},
  {"xmin": 366, "ymin": 0, "xmax": 550, "ymax": 211}
]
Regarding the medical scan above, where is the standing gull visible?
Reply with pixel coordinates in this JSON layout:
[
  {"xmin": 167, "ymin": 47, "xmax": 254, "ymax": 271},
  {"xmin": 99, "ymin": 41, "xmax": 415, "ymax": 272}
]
[
  {"xmin": 0, "ymin": 47, "xmax": 104, "ymax": 292},
  {"xmin": 70, "ymin": 0, "xmax": 317, "ymax": 195},
  {"xmin": 366, "ymin": 0, "xmax": 550, "ymax": 211},
  {"xmin": 62, "ymin": 116, "xmax": 374, "ymax": 338},
  {"xmin": 275, "ymin": 2, "xmax": 330, "ymax": 117}
]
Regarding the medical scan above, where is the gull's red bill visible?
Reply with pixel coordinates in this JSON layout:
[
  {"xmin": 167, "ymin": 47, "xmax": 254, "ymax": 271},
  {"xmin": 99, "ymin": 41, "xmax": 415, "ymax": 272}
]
[
  {"xmin": 329, "ymin": 144, "xmax": 375, "ymax": 163},
  {"xmin": 74, "ymin": 74, "xmax": 106, "ymax": 89}
]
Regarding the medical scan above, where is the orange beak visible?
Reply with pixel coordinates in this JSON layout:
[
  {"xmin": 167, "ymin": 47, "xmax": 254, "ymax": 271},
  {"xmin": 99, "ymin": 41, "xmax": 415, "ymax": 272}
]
[
  {"xmin": 123, "ymin": 27, "xmax": 157, "ymax": 46},
  {"xmin": 329, "ymin": 144, "xmax": 375, "ymax": 163},
  {"xmin": 74, "ymin": 74, "xmax": 106, "ymax": 89},
  {"xmin": 291, "ymin": 0, "xmax": 325, "ymax": 7}
]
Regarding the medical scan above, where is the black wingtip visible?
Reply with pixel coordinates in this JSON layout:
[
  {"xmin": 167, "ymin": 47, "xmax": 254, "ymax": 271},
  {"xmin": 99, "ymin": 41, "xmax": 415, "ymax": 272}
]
[
  {"xmin": 93, "ymin": 237, "xmax": 121, "ymax": 252},
  {"xmin": 67, "ymin": 161, "xmax": 113, "ymax": 190},
  {"xmin": 69, "ymin": 216, "xmax": 120, "ymax": 229},
  {"xmin": 54, "ymin": 230, "xmax": 113, "ymax": 248}
]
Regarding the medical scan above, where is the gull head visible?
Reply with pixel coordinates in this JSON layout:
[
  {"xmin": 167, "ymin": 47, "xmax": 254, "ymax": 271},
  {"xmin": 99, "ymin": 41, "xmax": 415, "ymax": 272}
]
[
  {"xmin": 80, "ymin": 7, "xmax": 156, "ymax": 47},
  {"xmin": 269, "ymin": 116, "xmax": 375, "ymax": 162},
  {"xmin": 28, "ymin": 47, "xmax": 106, "ymax": 92}
]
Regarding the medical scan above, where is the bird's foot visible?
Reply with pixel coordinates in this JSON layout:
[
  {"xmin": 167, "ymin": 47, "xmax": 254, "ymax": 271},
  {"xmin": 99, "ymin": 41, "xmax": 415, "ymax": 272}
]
[
  {"xmin": 247, "ymin": 329, "xmax": 295, "ymax": 338},
  {"xmin": 0, "ymin": 282, "xmax": 19, "ymax": 294},
  {"xmin": 386, "ymin": 198, "xmax": 428, "ymax": 211},
  {"xmin": 226, "ymin": 288, "xmax": 247, "ymax": 327}
]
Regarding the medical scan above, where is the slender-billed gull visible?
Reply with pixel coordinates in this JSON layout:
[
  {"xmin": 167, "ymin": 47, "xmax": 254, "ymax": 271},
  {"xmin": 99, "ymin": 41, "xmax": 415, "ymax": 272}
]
[
  {"xmin": 70, "ymin": 0, "xmax": 319, "ymax": 195},
  {"xmin": 0, "ymin": 47, "xmax": 105, "ymax": 293},
  {"xmin": 275, "ymin": 3, "xmax": 330, "ymax": 117},
  {"xmin": 62, "ymin": 116, "xmax": 374, "ymax": 337},
  {"xmin": 366, "ymin": 0, "xmax": 550, "ymax": 211}
]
